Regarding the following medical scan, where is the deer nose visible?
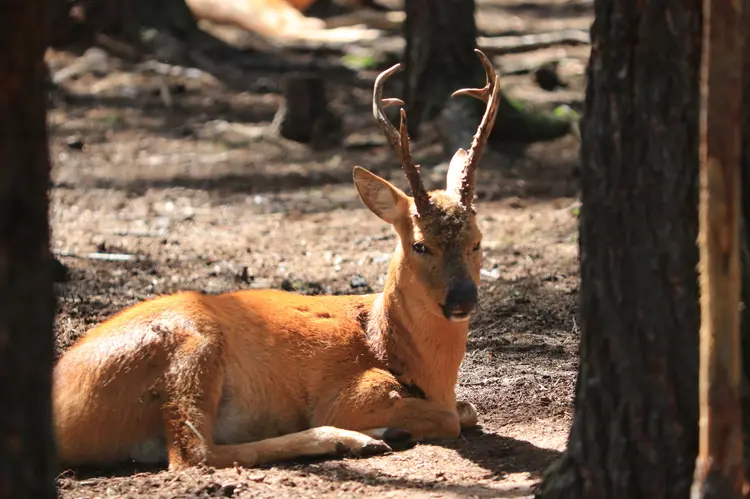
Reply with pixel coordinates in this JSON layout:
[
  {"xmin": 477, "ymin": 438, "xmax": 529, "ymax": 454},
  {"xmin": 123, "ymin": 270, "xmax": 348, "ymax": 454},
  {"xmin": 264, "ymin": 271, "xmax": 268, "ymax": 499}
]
[{"xmin": 442, "ymin": 279, "xmax": 478, "ymax": 321}]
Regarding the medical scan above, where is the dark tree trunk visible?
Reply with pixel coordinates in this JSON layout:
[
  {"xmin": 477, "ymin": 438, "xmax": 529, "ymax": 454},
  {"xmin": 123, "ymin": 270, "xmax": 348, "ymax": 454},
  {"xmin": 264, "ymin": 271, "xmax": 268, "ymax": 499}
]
[
  {"xmin": 537, "ymin": 1, "xmax": 702, "ymax": 498},
  {"xmin": 402, "ymin": 0, "xmax": 572, "ymax": 153},
  {"xmin": 739, "ymin": 0, "xmax": 750, "ymax": 488},
  {"xmin": 273, "ymin": 1, "xmax": 343, "ymax": 149},
  {"xmin": 273, "ymin": 76, "xmax": 343, "ymax": 149},
  {"xmin": 0, "ymin": 0, "xmax": 58, "ymax": 497}
]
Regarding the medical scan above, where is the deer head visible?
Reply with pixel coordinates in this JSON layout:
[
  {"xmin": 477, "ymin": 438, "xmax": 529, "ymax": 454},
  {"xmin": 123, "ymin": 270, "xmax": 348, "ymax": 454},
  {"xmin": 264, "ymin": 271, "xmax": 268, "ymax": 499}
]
[{"xmin": 353, "ymin": 49, "xmax": 500, "ymax": 322}]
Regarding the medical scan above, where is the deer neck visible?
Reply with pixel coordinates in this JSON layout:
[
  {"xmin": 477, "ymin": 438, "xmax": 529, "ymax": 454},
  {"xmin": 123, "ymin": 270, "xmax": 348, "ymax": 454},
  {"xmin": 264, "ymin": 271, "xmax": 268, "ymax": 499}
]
[{"xmin": 366, "ymin": 252, "xmax": 469, "ymax": 407}]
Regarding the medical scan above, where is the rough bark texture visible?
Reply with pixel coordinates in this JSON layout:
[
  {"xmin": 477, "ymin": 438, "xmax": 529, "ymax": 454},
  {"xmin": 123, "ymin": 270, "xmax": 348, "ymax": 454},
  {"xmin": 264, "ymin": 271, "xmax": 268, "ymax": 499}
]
[
  {"xmin": 403, "ymin": 0, "xmax": 572, "ymax": 152},
  {"xmin": 537, "ymin": 1, "xmax": 702, "ymax": 498},
  {"xmin": 0, "ymin": 0, "xmax": 58, "ymax": 497}
]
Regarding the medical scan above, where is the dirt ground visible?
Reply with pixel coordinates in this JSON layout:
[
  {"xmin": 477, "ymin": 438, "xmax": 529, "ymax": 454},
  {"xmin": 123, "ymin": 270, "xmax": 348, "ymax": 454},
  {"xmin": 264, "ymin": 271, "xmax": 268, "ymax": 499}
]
[{"xmin": 48, "ymin": 0, "xmax": 589, "ymax": 497}]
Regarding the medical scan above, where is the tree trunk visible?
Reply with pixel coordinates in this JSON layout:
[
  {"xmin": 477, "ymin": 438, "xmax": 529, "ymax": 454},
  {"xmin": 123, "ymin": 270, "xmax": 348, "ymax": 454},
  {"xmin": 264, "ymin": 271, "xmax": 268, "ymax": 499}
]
[
  {"xmin": 739, "ymin": 0, "xmax": 750, "ymax": 488},
  {"xmin": 272, "ymin": 1, "xmax": 343, "ymax": 149},
  {"xmin": 691, "ymin": 0, "xmax": 745, "ymax": 496},
  {"xmin": 273, "ymin": 76, "xmax": 343, "ymax": 149},
  {"xmin": 536, "ymin": 1, "xmax": 702, "ymax": 498},
  {"xmin": 402, "ymin": 0, "xmax": 573, "ymax": 153},
  {"xmin": 0, "ymin": 0, "xmax": 58, "ymax": 497}
]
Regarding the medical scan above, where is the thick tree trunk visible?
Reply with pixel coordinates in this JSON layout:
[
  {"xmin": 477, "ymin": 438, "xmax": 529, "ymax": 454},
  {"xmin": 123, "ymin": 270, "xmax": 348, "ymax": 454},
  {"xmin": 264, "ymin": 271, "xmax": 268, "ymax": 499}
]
[
  {"xmin": 403, "ymin": 0, "xmax": 572, "ymax": 152},
  {"xmin": 536, "ymin": 1, "xmax": 702, "ymax": 498},
  {"xmin": 0, "ymin": 0, "xmax": 57, "ymax": 497}
]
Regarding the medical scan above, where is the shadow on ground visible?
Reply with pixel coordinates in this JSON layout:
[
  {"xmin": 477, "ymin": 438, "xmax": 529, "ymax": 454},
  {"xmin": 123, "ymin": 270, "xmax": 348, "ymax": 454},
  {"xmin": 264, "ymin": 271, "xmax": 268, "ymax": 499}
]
[{"xmin": 61, "ymin": 430, "xmax": 560, "ymax": 499}]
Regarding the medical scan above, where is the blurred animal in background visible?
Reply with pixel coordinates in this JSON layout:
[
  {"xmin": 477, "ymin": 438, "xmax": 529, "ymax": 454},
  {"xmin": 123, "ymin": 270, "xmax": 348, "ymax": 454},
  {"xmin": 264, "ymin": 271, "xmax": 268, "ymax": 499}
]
[{"xmin": 186, "ymin": 0, "xmax": 393, "ymax": 40}]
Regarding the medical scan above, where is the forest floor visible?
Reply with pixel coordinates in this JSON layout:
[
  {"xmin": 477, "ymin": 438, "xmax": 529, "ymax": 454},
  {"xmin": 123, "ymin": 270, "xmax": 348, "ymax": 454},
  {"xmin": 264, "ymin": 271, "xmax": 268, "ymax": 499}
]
[{"xmin": 49, "ymin": 0, "xmax": 590, "ymax": 497}]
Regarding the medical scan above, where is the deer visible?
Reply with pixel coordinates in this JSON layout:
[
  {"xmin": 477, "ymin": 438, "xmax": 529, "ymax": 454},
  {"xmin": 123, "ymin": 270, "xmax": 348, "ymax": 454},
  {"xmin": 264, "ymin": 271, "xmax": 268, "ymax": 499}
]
[
  {"xmin": 185, "ymin": 0, "xmax": 387, "ymax": 41},
  {"xmin": 53, "ymin": 49, "xmax": 501, "ymax": 471}
]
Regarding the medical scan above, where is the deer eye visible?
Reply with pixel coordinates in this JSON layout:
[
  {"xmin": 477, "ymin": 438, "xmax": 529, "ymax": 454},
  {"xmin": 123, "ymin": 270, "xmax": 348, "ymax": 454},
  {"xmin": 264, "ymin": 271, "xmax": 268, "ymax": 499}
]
[
  {"xmin": 472, "ymin": 241, "xmax": 482, "ymax": 252},
  {"xmin": 412, "ymin": 242, "xmax": 429, "ymax": 254}
]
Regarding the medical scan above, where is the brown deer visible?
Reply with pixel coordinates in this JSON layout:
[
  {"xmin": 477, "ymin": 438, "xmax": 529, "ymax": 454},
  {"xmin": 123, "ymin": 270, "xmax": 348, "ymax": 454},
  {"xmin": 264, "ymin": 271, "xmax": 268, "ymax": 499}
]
[
  {"xmin": 53, "ymin": 49, "xmax": 501, "ymax": 471},
  {"xmin": 185, "ymin": 0, "xmax": 387, "ymax": 40}
]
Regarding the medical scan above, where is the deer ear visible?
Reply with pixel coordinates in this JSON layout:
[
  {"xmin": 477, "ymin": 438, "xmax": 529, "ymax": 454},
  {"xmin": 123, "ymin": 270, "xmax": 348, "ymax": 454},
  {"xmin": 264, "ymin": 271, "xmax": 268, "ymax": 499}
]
[
  {"xmin": 353, "ymin": 166, "xmax": 409, "ymax": 224},
  {"xmin": 446, "ymin": 148, "xmax": 468, "ymax": 199}
]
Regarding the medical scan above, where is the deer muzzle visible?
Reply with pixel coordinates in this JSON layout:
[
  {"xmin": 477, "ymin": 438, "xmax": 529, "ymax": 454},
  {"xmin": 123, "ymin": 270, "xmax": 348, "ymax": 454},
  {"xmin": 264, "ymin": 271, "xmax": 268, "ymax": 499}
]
[{"xmin": 442, "ymin": 278, "xmax": 478, "ymax": 322}]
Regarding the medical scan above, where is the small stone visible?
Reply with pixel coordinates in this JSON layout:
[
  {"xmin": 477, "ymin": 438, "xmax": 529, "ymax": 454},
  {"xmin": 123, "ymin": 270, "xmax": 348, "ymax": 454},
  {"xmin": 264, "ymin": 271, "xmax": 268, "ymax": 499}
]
[
  {"xmin": 65, "ymin": 135, "xmax": 85, "ymax": 150},
  {"xmin": 350, "ymin": 275, "xmax": 368, "ymax": 289},
  {"xmin": 221, "ymin": 484, "xmax": 237, "ymax": 497}
]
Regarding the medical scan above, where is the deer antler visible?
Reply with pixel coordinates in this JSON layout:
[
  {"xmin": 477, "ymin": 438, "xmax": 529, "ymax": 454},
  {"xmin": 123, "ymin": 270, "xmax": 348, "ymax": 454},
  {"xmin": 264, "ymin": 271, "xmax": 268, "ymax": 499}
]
[
  {"xmin": 373, "ymin": 63, "xmax": 432, "ymax": 216},
  {"xmin": 450, "ymin": 49, "xmax": 501, "ymax": 209}
]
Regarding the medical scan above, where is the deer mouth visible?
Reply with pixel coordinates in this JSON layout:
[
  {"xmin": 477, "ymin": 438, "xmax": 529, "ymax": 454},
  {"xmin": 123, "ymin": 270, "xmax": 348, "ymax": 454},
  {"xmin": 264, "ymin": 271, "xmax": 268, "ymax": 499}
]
[
  {"xmin": 448, "ymin": 311, "xmax": 471, "ymax": 322},
  {"xmin": 441, "ymin": 304, "xmax": 475, "ymax": 322}
]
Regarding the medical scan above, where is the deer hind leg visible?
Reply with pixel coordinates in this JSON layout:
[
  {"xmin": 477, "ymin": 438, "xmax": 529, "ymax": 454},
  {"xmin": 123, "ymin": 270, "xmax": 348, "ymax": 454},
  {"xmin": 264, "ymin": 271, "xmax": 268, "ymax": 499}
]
[
  {"xmin": 161, "ymin": 334, "xmax": 393, "ymax": 470},
  {"xmin": 159, "ymin": 330, "xmax": 229, "ymax": 470},
  {"xmin": 205, "ymin": 427, "xmax": 393, "ymax": 469}
]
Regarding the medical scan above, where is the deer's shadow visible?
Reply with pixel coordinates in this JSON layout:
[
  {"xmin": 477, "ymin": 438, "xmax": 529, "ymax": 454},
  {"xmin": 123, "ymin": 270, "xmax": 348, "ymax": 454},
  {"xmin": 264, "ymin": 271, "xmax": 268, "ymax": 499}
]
[{"xmin": 62, "ymin": 424, "xmax": 561, "ymax": 499}]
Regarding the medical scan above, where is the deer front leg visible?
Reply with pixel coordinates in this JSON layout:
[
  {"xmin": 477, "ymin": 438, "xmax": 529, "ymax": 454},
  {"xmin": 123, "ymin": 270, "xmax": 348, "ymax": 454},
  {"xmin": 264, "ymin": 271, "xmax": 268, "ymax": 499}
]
[{"xmin": 313, "ymin": 369, "xmax": 466, "ymax": 443}]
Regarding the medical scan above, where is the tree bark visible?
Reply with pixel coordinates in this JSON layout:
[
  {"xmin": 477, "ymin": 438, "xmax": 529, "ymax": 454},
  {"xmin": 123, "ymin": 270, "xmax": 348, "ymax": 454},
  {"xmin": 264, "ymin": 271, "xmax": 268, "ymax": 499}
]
[
  {"xmin": 739, "ymin": 0, "xmax": 750, "ymax": 490},
  {"xmin": 691, "ymin": 0, "xmax": 744, "ymax": 497},
  {"xmin": 273, "ymin": 75, "xmax": 342, "ymax": 149},
  {"xmin": 0, "ymin": 0, "xmax": 58, "ymax": 497},
  {"xmin": 536, "ymin": 1, "xmax": 702, "ymax": 498},
  {"xmin": 402, "ymin": 0, "xmax": 573, "ymax": 153}
]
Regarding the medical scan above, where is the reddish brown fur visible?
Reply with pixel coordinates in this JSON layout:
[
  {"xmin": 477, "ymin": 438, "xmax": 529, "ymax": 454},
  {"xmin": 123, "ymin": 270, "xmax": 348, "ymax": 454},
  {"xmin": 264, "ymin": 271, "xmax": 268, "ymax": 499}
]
[
  {"xmin": 184, "ymin": 0, "xmax": 383, "ymax": 39},
  {"xmin": 185, "ymin": 0, "xmax": 325, "ymax": 38},
  {"xmin": 53, "ymin": 191, "xmax": 482, "ymax": 470},
  {"xmin": 54, "ymin": 55, "xmax": 499, "ymax": 471}
]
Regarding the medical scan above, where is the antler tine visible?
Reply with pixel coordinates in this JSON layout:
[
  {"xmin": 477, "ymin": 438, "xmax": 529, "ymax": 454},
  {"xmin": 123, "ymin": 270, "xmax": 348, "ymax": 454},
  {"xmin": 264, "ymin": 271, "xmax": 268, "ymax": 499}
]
[
  {"xmin": 450, "ymin": 49, "xmax": 501, "ymax": 208},
  {"xmin": 373, "ymin": 63, "xmax": 405, "ymax": 156},
  {"xmin": 372, "ymin": 63, "xmax": 432, "ymax": 215}
]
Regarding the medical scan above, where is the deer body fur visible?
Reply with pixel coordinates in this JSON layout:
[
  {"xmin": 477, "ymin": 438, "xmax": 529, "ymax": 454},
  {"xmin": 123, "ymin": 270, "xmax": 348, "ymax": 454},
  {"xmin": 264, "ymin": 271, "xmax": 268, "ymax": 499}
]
[{"xmin": 53, "ymin": 50, "xmax": 501, "ymax": 471}]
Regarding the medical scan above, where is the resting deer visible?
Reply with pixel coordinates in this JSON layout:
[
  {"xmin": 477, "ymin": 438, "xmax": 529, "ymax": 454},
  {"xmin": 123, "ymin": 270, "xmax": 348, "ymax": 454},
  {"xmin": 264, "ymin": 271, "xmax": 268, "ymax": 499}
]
[
  {"xmin": 186, "ymin": 0, "xmax": 386, "ymax": 40},
  {"xmin": 53, "ymin": 49, "xmax": 501, "ymax": 471}
]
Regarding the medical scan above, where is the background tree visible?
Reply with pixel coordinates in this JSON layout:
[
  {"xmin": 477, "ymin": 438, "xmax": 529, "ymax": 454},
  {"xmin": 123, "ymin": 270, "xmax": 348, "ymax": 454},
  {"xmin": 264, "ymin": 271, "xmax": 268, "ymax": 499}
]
[
  {"xmin": 402, "ymin": 0, "xmax": 575, "ymax": 153},
  {"xmin": 691, "ymin": 0, "xmax": 744, "ymax": 496},
  {"xmin": 740, "ymin": 0, "xmax": 750, "ymax": 486},
  {"xmin": 0, "ymin": 0, "xmax": 58, "ymax": 497},
  {"xmin": 536, "ymin": 1, "xmax": 703, "ymax": 497}
]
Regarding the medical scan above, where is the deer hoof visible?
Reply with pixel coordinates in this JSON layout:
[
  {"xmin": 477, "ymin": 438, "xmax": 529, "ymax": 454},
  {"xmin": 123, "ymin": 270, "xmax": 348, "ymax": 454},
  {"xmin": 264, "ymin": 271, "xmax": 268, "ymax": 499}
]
[{"xmin": 457, "ymin": 400, "xmax": 479, "ymax": 429}]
